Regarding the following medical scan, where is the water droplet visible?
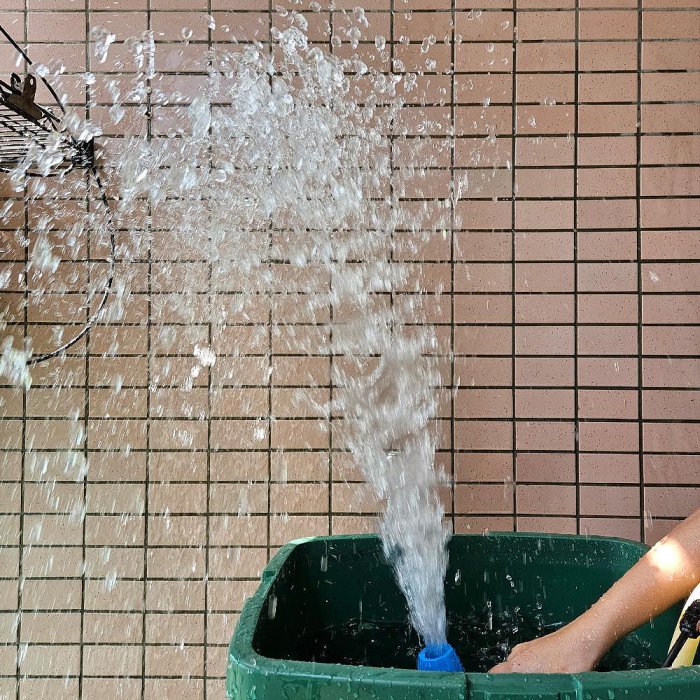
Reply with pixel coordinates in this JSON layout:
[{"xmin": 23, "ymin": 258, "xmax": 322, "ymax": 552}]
[{"xmin": 268, "ymin": 595, "xmax": 278, "ymax": 619}]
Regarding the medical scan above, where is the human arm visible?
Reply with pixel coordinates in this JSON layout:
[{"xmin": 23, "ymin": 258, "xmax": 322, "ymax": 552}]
[{"xmin": 489, "ymin": 508, "xmax": 700, "ymax": 674}]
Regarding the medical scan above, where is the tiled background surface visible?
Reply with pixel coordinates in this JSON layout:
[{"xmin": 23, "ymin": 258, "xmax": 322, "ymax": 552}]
[{"xmin": 1, "ymin": 0, "xmax": 699, "ymax": 698}]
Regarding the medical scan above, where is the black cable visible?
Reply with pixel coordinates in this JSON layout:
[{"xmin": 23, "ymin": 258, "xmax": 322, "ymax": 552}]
[
  {"xmin": 25, "ymin": 166, "xmax": 116, "ymax": 365},
  {"xmin": 0, "ymin": 22, "xmax": 65, "ymax": 114},
  {"xmin": 0, "ymin": 21, "xmax": 116, "ymax": 365}
]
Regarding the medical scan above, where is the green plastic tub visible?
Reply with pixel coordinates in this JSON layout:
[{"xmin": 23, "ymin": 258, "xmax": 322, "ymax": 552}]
[{"xmin": 228, "ymin": 532, "xmax": 700, "ymax": 699}]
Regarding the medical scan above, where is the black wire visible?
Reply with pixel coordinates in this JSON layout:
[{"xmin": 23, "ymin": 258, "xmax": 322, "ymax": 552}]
[
  {"xmin": 0, "ymin": 21, "xmax": 116, "ymax": 366},
  {"xmin": 25, "ymin": 166, "xmax": 116, "ymax": 366},
  {"xmin": 0, "ymin": 22, "xmax": 65, "ymax": 114}
]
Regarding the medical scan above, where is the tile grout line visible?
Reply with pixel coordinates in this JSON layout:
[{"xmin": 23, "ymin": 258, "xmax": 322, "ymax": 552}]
[
  {"xmin": 637, "ymin": 0, "xmax": 645, "ymax": 543},
  {"xmin": 8, "ymin": 414, "xmax": 700, "ymax": 423},
  {"xmin": 141, "ymin": 3, "xmax": 154, "ymax": 697},
  {"xmin": 266, "ymin": 0, "xmax": 273, "ymax": 571},
  {"xmin": 14, "ymin": 6, "xmax": 700, "ymax": 12},
  {"xmin": 16, "ymin": 3, "xmax": 28, "ymax": 696},
  {"xmin": 1, "ymin": 477, "xmax": 696, "ymax": 487},
  {"xmin": 204, "ymin": 0, "xmax": 214, "ymax": 694},
  {"xmin": 511, "ymin": 0, "xmax": 518, "ymax": 532},
  {"xmin": 574, "ymin": 0, "xmax": 580, "ymax": 536},
  {"xmin": 0, "ymin": 504, "xmax": 693, "ymax": 519},
  {"xmin": 79, "ymin": 0, "xmax": 91, "ymax": 692},
  {"xmin": 10, "ymin": 287, "xmax": 700, "ymax": 298},
  {"xmin": 449, "ymin": 0, "xmax": 457, "ymax": 537},
  {"xmin": 386, "ymin": 0, "xmax": 395, "ymax": 537},
  {"xmin": 328, "ymin": 1, "xmax": 334, "ymax": 541}
]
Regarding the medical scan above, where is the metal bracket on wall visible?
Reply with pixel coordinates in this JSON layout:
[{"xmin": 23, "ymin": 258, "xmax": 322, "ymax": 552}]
[{"xmin": 0, "ymin": 71, "xmax": 95, "ymax": 176}]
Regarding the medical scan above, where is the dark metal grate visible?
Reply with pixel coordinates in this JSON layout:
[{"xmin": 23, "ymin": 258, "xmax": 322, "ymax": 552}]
[{"xmin": 0, "ymin": 90, "xmax": 92, "ymax": 176}]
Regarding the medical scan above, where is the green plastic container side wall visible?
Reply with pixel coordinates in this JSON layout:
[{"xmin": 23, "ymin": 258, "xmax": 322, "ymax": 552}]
[{"xmin": 227, "ymin": 533, "xmax": 700, "ymax": 700}]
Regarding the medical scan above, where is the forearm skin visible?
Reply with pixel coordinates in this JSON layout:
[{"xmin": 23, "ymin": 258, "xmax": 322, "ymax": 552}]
[{"xmin": 576, "ymin": 508, "xmax": 700, "ymax": 662}]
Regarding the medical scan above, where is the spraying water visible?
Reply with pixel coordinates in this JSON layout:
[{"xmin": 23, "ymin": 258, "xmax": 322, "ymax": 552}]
[{"xmin": 2, "ymin": 18, "xmax": 454, "ymax": 647}]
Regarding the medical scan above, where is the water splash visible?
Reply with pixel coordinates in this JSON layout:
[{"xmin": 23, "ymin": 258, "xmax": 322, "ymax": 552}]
[{"xmin": 2, "ymin": 18, "xmax": 454, "ymax": 647}]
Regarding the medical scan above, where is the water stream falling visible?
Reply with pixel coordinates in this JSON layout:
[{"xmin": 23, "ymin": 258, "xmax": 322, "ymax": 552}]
[{"xmin": 2, "ymin": 17, "xmax": 456, "ymax": 648}]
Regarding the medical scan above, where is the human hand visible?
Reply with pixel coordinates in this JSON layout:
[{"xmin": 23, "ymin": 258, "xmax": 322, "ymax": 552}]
[
  {"xmin": 488, "ymin": 621, "xmax": 608, "ymax": 674},
  {"xmin": 490, "ymin": 510, "xmax": 700, "ymax": 674}
]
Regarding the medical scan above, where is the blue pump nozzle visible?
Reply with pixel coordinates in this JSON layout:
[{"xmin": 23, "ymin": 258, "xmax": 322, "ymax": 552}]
[{"xmin": 417, "ymin": 643, "xmax": 464, "ymax": 672}]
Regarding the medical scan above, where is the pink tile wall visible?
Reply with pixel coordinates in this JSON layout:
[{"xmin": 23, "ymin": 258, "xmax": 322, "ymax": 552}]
[{"xmin": 1, "ymin": 1, "xmax": 699, "ymax": 698}]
